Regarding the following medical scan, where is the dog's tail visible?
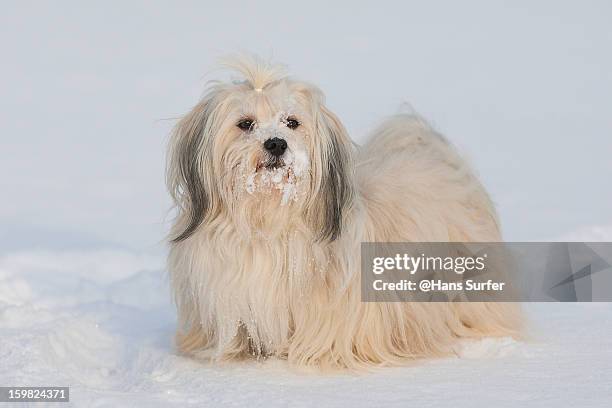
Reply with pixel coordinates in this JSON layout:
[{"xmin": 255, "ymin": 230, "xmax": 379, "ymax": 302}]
[
  {"xmin": 356, "ymin": 112, "xmax": 502, "ymax": 242},
  {"xmin": 358, "ymin": 113, "xmax": 452, "ymax": 164}
]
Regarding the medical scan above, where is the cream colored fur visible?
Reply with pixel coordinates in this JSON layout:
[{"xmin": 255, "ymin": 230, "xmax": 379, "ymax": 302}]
[{"xmin": 167, "ymin": 55, "xmax": 522, "ymax": 371}]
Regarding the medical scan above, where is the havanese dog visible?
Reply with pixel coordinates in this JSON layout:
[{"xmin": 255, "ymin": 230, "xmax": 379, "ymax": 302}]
[{"xmin": 166, "ymin": 55, "xmax": 522, "ymax": 370}]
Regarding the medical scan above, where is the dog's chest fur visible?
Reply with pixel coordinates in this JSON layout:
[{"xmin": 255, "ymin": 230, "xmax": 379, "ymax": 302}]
[{"xmin": 180, "ymin": 226, "xmax": 342, "ymax": 357}]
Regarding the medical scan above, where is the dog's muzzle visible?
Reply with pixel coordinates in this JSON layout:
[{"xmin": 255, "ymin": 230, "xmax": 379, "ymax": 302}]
[{"xmin": 263, "ymin": 137, "xmax": 287, "ymax": 157}]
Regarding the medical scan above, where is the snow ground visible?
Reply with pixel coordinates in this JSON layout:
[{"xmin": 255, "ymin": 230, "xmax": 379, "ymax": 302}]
[{"xmin": 1, "ymin": 247, "xmax": 611, "ymax": 407}]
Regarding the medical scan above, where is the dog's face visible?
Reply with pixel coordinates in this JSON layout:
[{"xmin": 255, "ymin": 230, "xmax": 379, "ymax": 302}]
[
  {"xmin": 213, "ymin": 82, "xmax": 315, "ymax": 208},
  {"xmin": 168, "ymin": 57, "xmax": 355, "ymax": 242}
]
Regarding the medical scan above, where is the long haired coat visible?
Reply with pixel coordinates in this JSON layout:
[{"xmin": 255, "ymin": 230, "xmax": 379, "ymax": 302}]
[{"xmin": 167, "ymin": 56, "xmax": 521, "ymax": 370}]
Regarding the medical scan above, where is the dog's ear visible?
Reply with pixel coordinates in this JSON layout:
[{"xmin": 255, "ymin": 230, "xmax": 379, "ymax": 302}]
[
  {"xmin": 307, "ymin": 105, "xmax": 355, "ymax": 242},
  {"xmin": 167, "ymin": 97, "xmax": 219, "ymax": 242}
]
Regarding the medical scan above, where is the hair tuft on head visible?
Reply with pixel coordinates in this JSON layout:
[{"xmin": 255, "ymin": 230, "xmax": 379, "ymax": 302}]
[{"xmin": 219, "ymin": 53, "xmax": 288, "ymax": 91}]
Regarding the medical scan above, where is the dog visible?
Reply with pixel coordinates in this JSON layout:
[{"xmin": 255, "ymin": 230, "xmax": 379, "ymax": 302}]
[{"xmin": 166, "ymin": 55, "xmax": 522, "ymax": 370}]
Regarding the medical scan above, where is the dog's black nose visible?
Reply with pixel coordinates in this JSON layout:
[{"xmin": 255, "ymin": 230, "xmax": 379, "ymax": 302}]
[{"xmin": 263, "ymin": 137, "xmax": 287, "ymax": 157}]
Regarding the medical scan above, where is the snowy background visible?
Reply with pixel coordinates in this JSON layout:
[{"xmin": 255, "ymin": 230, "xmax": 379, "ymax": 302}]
[{"xmin": 1, "ymin": 1, "xmax": 611, "ymax": 406}]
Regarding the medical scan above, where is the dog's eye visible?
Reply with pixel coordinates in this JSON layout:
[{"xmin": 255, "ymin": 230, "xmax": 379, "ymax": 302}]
[
  {"xmin": 237, "ymin": 118, "xmax": 254, "ymax": 131},
  {"xmin": 286, "ymin": 117, "xmax": 300, "ymax": 130}
]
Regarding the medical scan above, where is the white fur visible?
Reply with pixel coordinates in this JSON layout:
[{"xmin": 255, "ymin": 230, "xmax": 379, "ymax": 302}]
[{"xmin": 166, "ymin": 55, "xmax": 522, "ymax": 371}]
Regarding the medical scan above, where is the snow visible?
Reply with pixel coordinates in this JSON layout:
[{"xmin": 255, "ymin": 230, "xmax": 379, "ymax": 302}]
[
  {"xmin": 556, "ymin": 224, "xmax": 612, "ymax": 242},
  {"xmin": 2, "ymin": 1, "xmax": 612, "ymax": 406},
  {"xmin": 243, "ymin": 165, "xmax": 303, "ymax": 205},
  {"xmin": 1, "ymin": 244, "xmax": 611, "ymax": 407}
]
